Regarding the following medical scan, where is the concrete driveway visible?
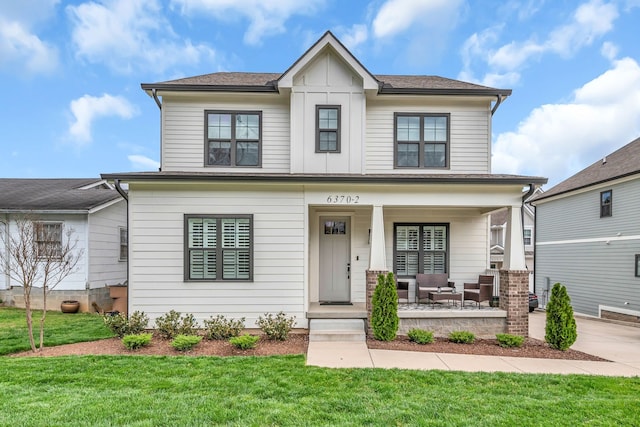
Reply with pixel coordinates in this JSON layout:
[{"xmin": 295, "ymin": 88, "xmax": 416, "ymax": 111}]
[{"xmin": 529, "ymin": 310, "xmax": 640, "ymax": 370}]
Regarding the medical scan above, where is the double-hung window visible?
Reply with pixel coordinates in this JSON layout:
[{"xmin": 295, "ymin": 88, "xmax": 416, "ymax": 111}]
[
  {"xmin": 394, "ymin": 224, "xmax": 448, "ymax": 277},
  {"xmin": 119, "ymin": 227, "xmax": 128, "ymax": 261},
  {"xmin": 523, "ymin": 228, "xmax": 532, "ymax": 246},
  {"xmin": 34, "ymin": 222, "xmax": 62, "ymax": 259},
  {"xmin": 600, "ymin": 190, "xmax": 612, "ymax": 217},
  {"xmin": 185, "ymin": 215, "xmax": 252, "ymax": 281},
  {"xmin": 395, "ymin": 113, "xmax": 449, "ymax": 168},
  {"xmin": 316, "ymin": 106, "xmax": 340, "ymax": 152},
  {"xmin": 206, "ymin": 111, "xmax": 261, "ymax": 167}
]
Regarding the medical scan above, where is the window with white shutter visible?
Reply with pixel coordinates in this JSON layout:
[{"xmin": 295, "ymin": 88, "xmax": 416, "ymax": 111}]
[
  {"xmin": 185, "ymin": 215, "xmax": 252, "ymax": 281},
  {"xmin": 394, "ymin": 223, "xmax": 448, "ymax": 277}
]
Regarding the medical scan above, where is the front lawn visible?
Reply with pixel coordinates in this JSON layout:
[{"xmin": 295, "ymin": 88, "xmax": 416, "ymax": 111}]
[
  {"xmin": 1, "ymin": 356, "xmax": 639, "ymax": 426},
  {"xmin": 0, "ymin": 307, "xmax": 114, "ymax": 355}
]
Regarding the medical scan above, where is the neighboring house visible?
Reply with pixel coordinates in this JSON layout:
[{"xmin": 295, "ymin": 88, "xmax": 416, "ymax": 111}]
[
  {"xmin": 0, "ymin": 179, "xmax": 127, "ymax": 312},
  {"xmin": 102, "ymin": 32, "xmax": 546, "ymax": 336},
  {"xmin": 531, "ymin": 137, "xmax": 640, "ymax": 321}
]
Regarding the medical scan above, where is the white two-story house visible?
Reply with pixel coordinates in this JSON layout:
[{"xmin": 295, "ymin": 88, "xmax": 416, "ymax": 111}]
[{"xmin": 103, "ymin": 32, "xmax": 546, "ymax": 336}]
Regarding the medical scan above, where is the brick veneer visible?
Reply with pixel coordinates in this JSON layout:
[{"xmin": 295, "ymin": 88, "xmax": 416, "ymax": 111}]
[
  {"xmin": 366, "ymin": 269, "xmax": 388, "ymax": 336},
  {"xmin": 499, "ymin": 269, "xmax": 529, "ymax": 336}
]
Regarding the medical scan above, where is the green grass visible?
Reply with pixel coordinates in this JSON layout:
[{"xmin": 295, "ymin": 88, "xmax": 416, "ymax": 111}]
[
  {"xmin": 0, "ymin": 307, "xmax": 114, "ymax": 355},
  {"xmin": 0, "ymin": 356, "xmax": 639, "ymax": 426}
]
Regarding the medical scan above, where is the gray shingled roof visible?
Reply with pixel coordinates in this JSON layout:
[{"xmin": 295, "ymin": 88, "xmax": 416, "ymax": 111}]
[
  {"xmin": 532, "ymin": 136, "xmax": 640, "ymax": 201},
  {"xmin": 0, "ymin": 179, "xmax": 122, "ymax": 212}
]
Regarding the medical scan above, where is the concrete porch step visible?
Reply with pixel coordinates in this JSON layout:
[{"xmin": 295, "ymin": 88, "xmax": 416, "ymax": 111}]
[{"xmin": 309, "ymin": 318, "xmax": 366, "ymax": 342}]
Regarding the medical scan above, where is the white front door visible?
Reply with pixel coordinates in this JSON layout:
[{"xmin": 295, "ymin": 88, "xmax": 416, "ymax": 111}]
[{"xmin": 319, "ymin": 217, "xmax": 351, "ymax": 302}]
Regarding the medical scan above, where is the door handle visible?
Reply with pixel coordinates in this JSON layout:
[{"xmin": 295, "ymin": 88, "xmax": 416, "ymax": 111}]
[{"xmin": 347, "ymin": 263, "xmax": 351, "ymax": 279}]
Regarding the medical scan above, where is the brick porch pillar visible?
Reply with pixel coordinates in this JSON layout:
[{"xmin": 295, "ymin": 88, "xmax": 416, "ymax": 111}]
[
  {"xmin": 366, "ymin": 269, "xmax": 388, "ymax": 337},
  {"xmin": 500, "ymin": 269, "xmax": 529, "ymax": 337}
]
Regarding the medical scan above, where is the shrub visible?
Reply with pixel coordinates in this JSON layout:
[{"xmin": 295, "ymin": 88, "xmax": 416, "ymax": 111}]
[
  {"xmin": 155, "ymin": 310, "xmax": 199, "ymax": 339},
  {"xmin": 256, "ymin": 311, "xmax": 296, "ymax": 341},
  {"xmin": 122, "ymin": 333, "xmax": 153, "ymax": 350},
  {"xmin": 371, "ymin": 272, "xmax": 399, "ymax": 341},
  {"xmin": 203, "ymin": 315, "xmax": 245, "ymax": 340},
  {"xmin": 171, "ymin": 334, "xmax": 202, "ymax": 352},
  {"xmin": 103, "ymin": 311, "xmax": 149, "ymax": 338},
  {"xmin": 496, "ymin": 333, "xmax": 524, "ymax": 348},
  {"xmin": 229, "ymin": 334, "xmax": 260, "ymax": 350},
  {"xmin": 449, "ymin": 331, "xmax": 475, "ymax": 344},
  {"xmin": 545, "ymin": 283, "xmax": 577, "ymax": 351},
  {"xmin": 407, "ymin": 328, "xmax": 434, "ymax": 345}
]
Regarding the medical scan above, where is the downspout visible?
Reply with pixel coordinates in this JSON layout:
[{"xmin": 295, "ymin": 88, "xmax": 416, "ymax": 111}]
[
  {"xmin": 1, "ymin": 216, "xmax": 9, "ymax": 290},
  {"xmin": 114, "ymin": 180, "xmax": 129, "ymax": 316},
  {"xmin": 521, "ymin": 184, "xmax": 536, "ymax": 291},
  {"xmin": 491, "ymin": 95, "xmax": 505, "ymax": 116},
  {"xmin": 151, "ymin": 89, "xmax": 162, "ymax": 171},
  {"xmin": 151, "ymin": 89, "xmax": 162, "ymax": 110}
]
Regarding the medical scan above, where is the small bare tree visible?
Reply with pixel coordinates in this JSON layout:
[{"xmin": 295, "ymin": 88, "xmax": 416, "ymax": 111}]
[{"xmin": 0, "ymin": 217, "xmax": 82, "ymax": 352}]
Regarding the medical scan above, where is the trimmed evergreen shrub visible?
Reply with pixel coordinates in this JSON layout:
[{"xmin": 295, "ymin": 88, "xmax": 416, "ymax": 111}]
[
  {"xmin": 371, "ymin": 272, "xmax": 399, "ymax": 341},
  {"xmin": 496, "ymin": 333, "xmax": 524, "ymax": 348},
  {"xmin": 545, "ymin": 283, "xmax": 577, "ymax": 351},
  {"xmin": 103, "ymin": 311, "xmax": 149, "ymax": 338},
  {"xmin": 229, "ymin": 334, "xmax": 260, "ymax": 350},
  {"xmin": 171, "ymin": 334, "xmax": 202, "ymax": 352},
  {"xmin": 203, "ymin": 315, "xmax": 245, "ymax": 340},
  {"xmin": 449, "ymin": 331, "xmax": 475, "ymax": 344},
  {"xmin": 256, "ymin": 312, "xmax": 296, "ymax": 341},
  {"xmin": 155, "ymin": 310, "xmax": 199, "ymax": 339},
  {"xmin": 122, "ymin": 333, "xmax": 153, "ymax": 350},
  {"xmin": 407, "ymin": 328, "xmax": 434, "ymax": 345}
]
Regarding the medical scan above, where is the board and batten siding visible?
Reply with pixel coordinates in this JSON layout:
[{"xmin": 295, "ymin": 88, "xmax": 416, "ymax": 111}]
[
  {"xmin": 128, "ymin": 184, "xmax": 306, "ymax": 326},
  {"xmin": 535, "ymin": 178, "xmax": 640, "ymax": 317},
  {"xmin": 87, "ymin": 201, "xmax": 127, "ymax": 289},
  {"xmin": 365, "ymin": 97, "xmax": 491, "ymax": 174},
  {"xmin": 161, "ymin": 94, "xmax": 290, "ymax": 173}
]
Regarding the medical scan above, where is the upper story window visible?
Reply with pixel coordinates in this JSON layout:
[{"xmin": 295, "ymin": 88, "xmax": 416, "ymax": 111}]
[
  {"xmin": 206, "ymin": 111, "xmax": 261, "ymax": 167},
  {"xmin": 394, "ymin": 223, "xmax": 448, "ymax": 277},
  {"xmin": 34, "ymin": 222, "xmax": 62, "ymax": 259},
  {"xmin": 316, "ymin": 106, "xmax": 341, "ymax": 152},
  {"xmin": 523, "ymin": 228, "xmax": 532, "ymax": 246},
  {"xmin": 600, "ymin": 190, "xmax": 612, "ymax": 217},
  {"xmin": 395, "ymin": 113, "xmax": 449, "ymax": 168},
  {"xmin": 185, "ymin": 215, "xmax": 252, "ymax": 281},
  {"xmin": 119, "ymin": 227, "xmax": 128, "ymax": 261}
]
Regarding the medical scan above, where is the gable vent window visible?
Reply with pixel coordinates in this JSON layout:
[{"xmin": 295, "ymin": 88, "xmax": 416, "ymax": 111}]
[
  {"xmin": 206, "ymin": 111, "xmax": 261, "ymax": 167},
  {"xmin": 316, "ymin": 106, "xmax": 341, "ymax": 153},
  {"xmin": 185, "ymin": 215, "xmax": 253, "ymax": 281},
  {"xmin": 600, "ymin": 190, "xmax": 612, "ymax": 218}
]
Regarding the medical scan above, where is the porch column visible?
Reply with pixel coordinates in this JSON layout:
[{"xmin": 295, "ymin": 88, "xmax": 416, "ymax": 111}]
[
  {"xmin": 503, "ymin": 206, "xmax": 526, "ymax": 270},
  {"xmin": 368, "ymin": 205, "xmax": 387, "ymax": 271},
  {"xmin": 499, "ymin": 269, "xmax": 529, "ymax": 337}
]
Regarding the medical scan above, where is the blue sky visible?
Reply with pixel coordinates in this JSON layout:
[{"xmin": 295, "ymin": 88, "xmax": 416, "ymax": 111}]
[{"xmin": 1, "ymin": 0, "xmax": 639, "ymax": 188}]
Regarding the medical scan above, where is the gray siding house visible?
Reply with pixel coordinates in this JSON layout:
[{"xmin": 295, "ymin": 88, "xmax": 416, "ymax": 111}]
[
  {"xmin": 0, "ymin": 179, "xmax": 127, "ymax": 312},
  {"xmin": 531, "ymin": 137, "xmax": 640, "ymax": 321}
]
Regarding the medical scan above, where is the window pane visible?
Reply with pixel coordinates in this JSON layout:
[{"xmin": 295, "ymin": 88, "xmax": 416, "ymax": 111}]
[
  {"xmin": 319, "ymin": 132, "xmax": 337, "ymax": 151},
  {"xmin": 208, "ymin": 114, "xmax": 232, "ymax": 139},
  {"xmin": 424, "ymin": 144, "xmax": 446, "ymax": 167},
  {"xmin": 396, "ymin": 252, "xmax": 419, "ymax": 276},
  {"xmin": 236, "ymin": 142, "xmax": 259, "ymax": 166},
  {"xmin": 319, "ymin": 108, "xmax": 338, "ymax": 130},
  {"xmin": 397, "ymin": 226, "xmax": 419, "ymax": 250},
  {"xmin": 236, "ymin": 114, "xmax": 259, "ymax": 140},
  {"xmin": 424, "ymin": 116, "xmax": 447, "ymax": 141},
  {"xmin": 397, "ymin": 116, "xmax": 420, "ymax": 141},
  {"xmin": 222, "ymin": 249, "xmax": 250, "ymax": 279},
  {"xmin": 397, "ymin": 143, "xmax": 419, "ymax": 167},
  {"xmin": 208, "ymin": 142, "xmax": 231, "ymax": 165}
]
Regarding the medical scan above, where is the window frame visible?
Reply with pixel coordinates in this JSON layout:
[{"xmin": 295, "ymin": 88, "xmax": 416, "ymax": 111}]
[
  {"xmin": 394, "ymin": 112, "xmax": 450, "ymax": 169},
  {"xmin": 523, "ymin": 228, "xmax": 533, "ymax": 246},
  {"xmin": 119, "ymin": 227, "xmax": 128, "ymax": 261},
  {"xmin": 316, "ymin": 105, "xmax": 341, "ymax": 153},
  {"xmin": 184, "ymin": 214, "xmax": 253, "ymax": 282},
  {"xmin": 204, "ymin": 110, "xmax": 262, "ymax": 168},
  {"xmin": 636, "ymin": 254, "xmax": 640, "ymax": 278},
  {"xmin": 600, "ymin": 190, "xmax": 612, "ymax": 218},
  {"xmin": 393, "ymin": 223, "xmax": 449, "ymax": 278},
  {"xmin": 34, "ymin": 222, "xmax": 62, "ymax": 259}
]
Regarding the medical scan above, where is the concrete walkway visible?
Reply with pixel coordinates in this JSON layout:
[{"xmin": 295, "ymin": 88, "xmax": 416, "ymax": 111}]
[{"xmin": 306, "ymin": 311, "xmax": 640, "ymax": 376}]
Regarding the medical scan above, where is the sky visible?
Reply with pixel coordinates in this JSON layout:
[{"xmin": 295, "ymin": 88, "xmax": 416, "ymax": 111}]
[{"xmin": 1, "ymin": 0, "xmax": 640, "ymax": 189}]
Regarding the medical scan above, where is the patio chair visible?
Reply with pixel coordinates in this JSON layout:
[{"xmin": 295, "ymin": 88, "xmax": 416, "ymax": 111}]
[
  {"xmin": 463, "ymin": 275, "xmax": 494, "ymax": 308},
  {"xmin": 415, "ymin": 273, "xmax": 455, "ymax": 303}
]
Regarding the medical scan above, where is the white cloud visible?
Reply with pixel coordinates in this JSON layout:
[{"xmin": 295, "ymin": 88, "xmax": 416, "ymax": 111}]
[
  {"xmin": 600, "ymin": 41, "xmax": 618, "ymax": 61},
  {"xmin": 171, "ymin": 0, "xmax": 324, "ymax": 45},
  {"xmin": 68, "ymin": 94, "xmax": 138, "ymax": 145},
  {"xmin": 492, "ymin": 57, "xmax": 640, "ymax": 187},
  {"xmin": 372, "ymin": 0, "xmax": 463, "ymax": 38},
  {"xmin": 461, "ymin": 0, "xmax": 619, "ymax": 87},
  {"xmin": 67, "ymin": 0, "xmax": 215, "ymax": 74},
  {"xmin": 339, "ymin": 24, "xmax": 368, "ymax": 51},
  {"xmin": 0, "ymin": 1, "xmax": 60, "ymax": 75},
  {"xmin": 128, "ymin": 154, "xmax": 160, "ymax": 170}
]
